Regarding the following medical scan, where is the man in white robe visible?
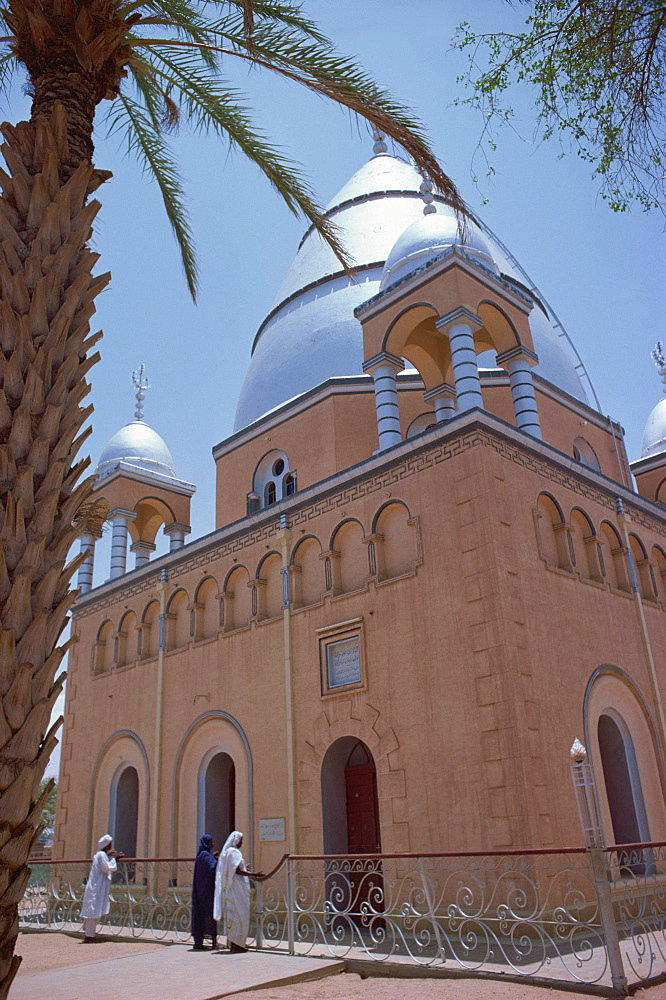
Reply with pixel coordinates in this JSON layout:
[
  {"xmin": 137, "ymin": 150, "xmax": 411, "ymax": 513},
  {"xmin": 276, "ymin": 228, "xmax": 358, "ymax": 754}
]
[{"xmin": 80, "ymin": 834, "xmax": 123, "ymax": 942}]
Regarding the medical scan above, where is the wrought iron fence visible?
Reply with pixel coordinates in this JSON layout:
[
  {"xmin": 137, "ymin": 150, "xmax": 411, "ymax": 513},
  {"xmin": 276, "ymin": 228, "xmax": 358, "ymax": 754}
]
[
  {"xmin": 20, "ymin": 859, "xmax": 195, "ymax": 941},
  {"xmin": 19, "ymin": 844, "xmax": 666, "ymax": 990}
]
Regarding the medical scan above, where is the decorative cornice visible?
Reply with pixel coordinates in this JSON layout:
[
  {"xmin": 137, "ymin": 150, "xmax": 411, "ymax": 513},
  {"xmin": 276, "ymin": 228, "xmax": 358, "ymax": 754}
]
[
  {"xmin": 355, "ymin": 246, "xmax": 533, "ymax": 320},
  {"xmin": 75, "ymin": 413, "xmax": 666, "ymax": 619},
  {"xmin": 96, "ymin": 463, "xmax": 196, "ymax": 497}
]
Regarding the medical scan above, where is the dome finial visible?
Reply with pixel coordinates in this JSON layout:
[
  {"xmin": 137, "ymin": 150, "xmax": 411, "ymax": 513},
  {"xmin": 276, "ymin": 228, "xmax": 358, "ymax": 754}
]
[
  {"xmin": 419, "ymin": 177, "xmax": 437, "ymax": 216},
  {"xmin": 372, "ymin": 128, "xmax": 387, "ymax": 156},
  {"xmin": 652, "ymin": 343, "xmax": 666, "ymax": 396},
  {"xmin": 131, "ymin": 364, "xmax": 151, "ymax": 421}
]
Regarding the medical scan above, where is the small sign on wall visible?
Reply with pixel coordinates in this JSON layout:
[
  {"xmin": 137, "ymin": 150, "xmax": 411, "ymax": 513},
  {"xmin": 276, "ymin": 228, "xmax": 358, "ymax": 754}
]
[
  {"xmin": 326, "ymin": 636, "xmax": 362, "ymax": 688},
  {"xmin": 259, "ymin": 817, "xmax": 286, "ymax": 842},
  {"xmin": 316, "ymin": 618, "xmax": 366, "ymax": 696}
]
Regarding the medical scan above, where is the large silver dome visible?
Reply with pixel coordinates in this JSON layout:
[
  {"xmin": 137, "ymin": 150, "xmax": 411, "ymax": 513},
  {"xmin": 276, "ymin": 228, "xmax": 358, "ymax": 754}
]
[
  {"xmin": 97, "ymin": 420, "xmax": 176, "ymax": 479},
  {"xmin": 233, "ymin": 152, "xmax": 593, "ymax": 431}
]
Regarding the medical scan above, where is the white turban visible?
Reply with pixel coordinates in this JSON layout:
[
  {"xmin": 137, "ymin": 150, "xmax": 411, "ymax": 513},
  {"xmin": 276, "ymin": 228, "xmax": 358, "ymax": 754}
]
[{"xmin": 98, "ymin": 834, "xmax": 112, "ymax": 849}]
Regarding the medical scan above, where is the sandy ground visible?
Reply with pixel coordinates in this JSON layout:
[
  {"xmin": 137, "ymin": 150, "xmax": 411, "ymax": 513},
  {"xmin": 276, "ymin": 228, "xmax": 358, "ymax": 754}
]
[
  {"xmin": 238, "ymin": 978, "xmax": 666, "ymax": 1000},
  {"xmin": 15, "ymin": 928, "xmax": 169, "ymax": 975},
  {"xmin": 13, "ymin": 930, "xmax": 666, "ymax": 999}
]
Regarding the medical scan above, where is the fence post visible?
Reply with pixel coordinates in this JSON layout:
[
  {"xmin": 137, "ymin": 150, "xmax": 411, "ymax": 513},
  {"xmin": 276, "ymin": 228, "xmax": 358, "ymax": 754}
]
[
  {"xmin": 589, "ymin": 848, "xmax": 628, "ymax": 995},
  {"xmin": 255, "ymin": 879, "xmax": 263, "ymax": 950},
  {"xmin": 286, "ymin": 859, "xmax": 295, "ymax": 956}
]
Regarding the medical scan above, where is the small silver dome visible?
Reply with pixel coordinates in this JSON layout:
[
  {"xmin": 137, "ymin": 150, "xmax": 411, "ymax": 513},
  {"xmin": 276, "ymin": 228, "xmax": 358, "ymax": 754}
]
[
  {"xmin": 380, "ymin": 210, "xmax": 497, "ymax": 290},
  {"xmin": 641, "ymin": 398, "xmax": 666, "ymax": 459},
  {"xmin": 97, "ymin": 421, "xmax": 176, "ymax": 479}
]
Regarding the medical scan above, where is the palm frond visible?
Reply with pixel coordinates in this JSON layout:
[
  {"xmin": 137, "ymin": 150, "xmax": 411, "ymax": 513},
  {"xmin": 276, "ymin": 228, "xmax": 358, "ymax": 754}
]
[
  {"xmin": 0, "ymin": 51, "xmax": 18, "ymax": 101},
  {"xmin": 207, "ymin": 21, "xmax": 462, "ymax": 209},
  {"xmin": 129, "ymin": 8, "xmax": 462, "ymax": 213},
  {"xmin": 110, "ymin": 93, "xmax": 199, "ymax": 298},
  {"xmin": 123, "ymin": 46, "xmax": 353, "ymax": 267}
]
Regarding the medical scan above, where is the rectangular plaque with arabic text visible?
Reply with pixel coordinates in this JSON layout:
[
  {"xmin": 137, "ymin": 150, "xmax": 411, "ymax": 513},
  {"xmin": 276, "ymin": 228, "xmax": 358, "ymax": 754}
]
[{"xmin": 326, "ymin": 636, "xmax": 362, "ymax": 689}]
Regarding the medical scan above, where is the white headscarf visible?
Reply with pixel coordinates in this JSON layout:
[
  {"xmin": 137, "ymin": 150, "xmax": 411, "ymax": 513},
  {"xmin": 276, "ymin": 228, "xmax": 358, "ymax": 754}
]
[
  {"xmin": 98, "ymin": 834, "xmax": 112, "ymax": 850},
  {"xmin": 219, "ymin": 831, "xmax": 244, "ymax": 887},
  {"xmin": 222, "ymin": 831, "xmax": 242, "ymax": 853}
]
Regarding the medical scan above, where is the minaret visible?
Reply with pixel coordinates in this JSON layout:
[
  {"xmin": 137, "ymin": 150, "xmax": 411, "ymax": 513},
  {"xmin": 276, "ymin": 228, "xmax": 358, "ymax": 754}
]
[
  {"xmin": 630, "ymin": 343, "xmax": 666, "ymax": 503},
  {"xmin": 76, "ymin": 366, "xmax": 196, "ymax": 590}
]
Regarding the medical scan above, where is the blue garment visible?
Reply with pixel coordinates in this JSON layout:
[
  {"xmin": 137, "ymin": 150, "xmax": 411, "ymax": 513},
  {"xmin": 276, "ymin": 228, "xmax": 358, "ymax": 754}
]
[{"xmin": 191, "ymin": 835, "xmax": 217, "ymax": 945}]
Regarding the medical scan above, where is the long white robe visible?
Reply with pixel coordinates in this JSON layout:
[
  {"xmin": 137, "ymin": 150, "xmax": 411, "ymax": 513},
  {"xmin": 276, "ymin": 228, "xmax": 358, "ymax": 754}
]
[
  {"xmin": 80, "ymin": 850, "xmax": 117, "ymax": 919},
  {"xmin": 213, "ymin": 844, "xmax": 250, "ymax": 948}
]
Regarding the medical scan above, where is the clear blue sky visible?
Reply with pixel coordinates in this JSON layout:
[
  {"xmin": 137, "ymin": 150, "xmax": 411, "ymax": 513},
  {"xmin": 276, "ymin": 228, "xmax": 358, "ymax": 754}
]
[{"xmin": 40, "ymin": 0, "xmax": 664, "ymax": 777}]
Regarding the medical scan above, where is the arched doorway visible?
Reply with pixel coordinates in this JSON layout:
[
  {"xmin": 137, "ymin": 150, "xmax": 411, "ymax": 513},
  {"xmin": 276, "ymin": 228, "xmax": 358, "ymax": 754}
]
[
  {"xmin": 598, "ymin": 713, "xmax": 650, "ymax": 874},
  {"xmin": 598, "ymin": 714, "xmax": 650, "ymax": 845},
  {"xmin": 321, "ymin": 738, "xmax": 383, "ymax": 931},
  {"xmin": 200, "ymin": 751, "xmax": 235, "ymax": 852},
  {"xmin": 111, "ymin": 765, "xmax": 138, "ymax": 858},
  {"xmin": 321, "ymin": 737, "xmax": 381, "ymax": 854}
]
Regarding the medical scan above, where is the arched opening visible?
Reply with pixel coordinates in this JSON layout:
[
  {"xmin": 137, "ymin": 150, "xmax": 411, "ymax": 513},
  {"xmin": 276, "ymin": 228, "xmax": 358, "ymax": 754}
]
[
  {"xmin": 284, "ymin": 473, "xmax": 297, "ymax": 496},
  {"xmin": 321, "ymin": 737, "xmax": 383, "ymax": 930},
  {"xmin": 573, "ymin": 437, "xmax": 601, "ymax": 472},
  {"xmin": 200, "ymin": 751, "xmax": 236, "ymax": 851},
  {"xmin": 292, "ymin": 536, "xmax": 324, "ymax": 608},
  {"xmin": 598, "ymin": 713, "xmax": 650, "ymax": 849},
  {"xmin": 252, "ymin": 450, "xmax": 294, "ymax": 509},
  {"xmin": 321, "ymin": 737, "xmax": 381, "ymax": 854},
  {"xmin": 111, "ymin": 765, "xmax": 138, "ymax": 858}
]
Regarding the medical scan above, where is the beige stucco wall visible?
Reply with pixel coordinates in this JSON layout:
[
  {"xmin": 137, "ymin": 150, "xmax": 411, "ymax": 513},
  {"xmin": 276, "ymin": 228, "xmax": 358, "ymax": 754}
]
[{"xmin": 55, "ymin": 383, "xmax": 666, "ymax": 867}]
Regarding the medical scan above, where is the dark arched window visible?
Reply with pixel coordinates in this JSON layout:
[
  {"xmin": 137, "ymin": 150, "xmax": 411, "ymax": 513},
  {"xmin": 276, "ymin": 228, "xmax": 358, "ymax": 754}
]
[
  {"xmin": 284, "ymin": 473, "xmax": 297, "ymax": 496},
  {"xmin": 264, "ymin": 481, "xmax": 276, "ymax": 506}
]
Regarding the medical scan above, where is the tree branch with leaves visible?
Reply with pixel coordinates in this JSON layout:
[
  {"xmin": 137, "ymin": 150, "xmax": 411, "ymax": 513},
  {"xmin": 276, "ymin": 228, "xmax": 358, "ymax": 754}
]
[{"xmin": 455, "ymin": 1, "xmax": 666, "ymax": 215}]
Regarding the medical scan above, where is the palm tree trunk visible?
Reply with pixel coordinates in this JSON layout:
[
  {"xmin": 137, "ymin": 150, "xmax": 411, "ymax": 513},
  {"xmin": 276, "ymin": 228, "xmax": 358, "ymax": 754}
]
[{"xmin": 0, "ymin": 102, "xmax": 109, "ymax": 998}]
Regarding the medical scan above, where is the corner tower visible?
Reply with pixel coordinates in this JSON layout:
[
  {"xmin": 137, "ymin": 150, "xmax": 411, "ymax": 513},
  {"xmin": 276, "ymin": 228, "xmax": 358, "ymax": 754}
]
[{"xmin": 77, "ymin": 366, "xmax": 195, "ymax": 590}]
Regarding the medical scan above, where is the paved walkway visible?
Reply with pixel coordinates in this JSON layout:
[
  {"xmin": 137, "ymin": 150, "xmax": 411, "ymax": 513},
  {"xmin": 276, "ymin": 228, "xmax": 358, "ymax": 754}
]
[
  {"xmin": 12, "ymin": 930, "xmax": 666, "ymax": 1000},
  {"xmin": 13, "ymin": 931, "xmax": 344, "ymax": 1000}
]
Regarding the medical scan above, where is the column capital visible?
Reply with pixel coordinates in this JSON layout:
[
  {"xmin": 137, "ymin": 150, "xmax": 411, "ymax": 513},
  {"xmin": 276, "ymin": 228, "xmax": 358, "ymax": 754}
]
[
  {"xmin": 362, "ymin": 351, "xmax": 405, "ymax": 375},
  {"xmin": 108, "ymin": 507, "xmax": 137, "ymax": 521},
  {"xmin": 435, "ymin": 307, "xmax": 482, "ymax": 332},
  {"xmin": 163, "ymin": 522, "xmax": 191, "ymax": 538},
  {"xmin": 423, "ymin": 382, "xmax": 456, "ymax": 403},
  {"xmin": 130, "ymin": 540, "xmax": 156, "ymax": 554},
  {"xmin": 496, "ymin": 344, "xmax": 539, "ymax": 367}
]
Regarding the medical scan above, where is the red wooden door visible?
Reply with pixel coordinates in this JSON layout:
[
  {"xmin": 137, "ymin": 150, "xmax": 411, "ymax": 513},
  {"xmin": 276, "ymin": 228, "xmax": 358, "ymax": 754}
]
[
  {"xmin": 345, "ymin": 764, "xmax": 381, "ymax": 853},
  {"xmin": 344, "ymin": 764, "xmax": 383, "ymax": 926}
]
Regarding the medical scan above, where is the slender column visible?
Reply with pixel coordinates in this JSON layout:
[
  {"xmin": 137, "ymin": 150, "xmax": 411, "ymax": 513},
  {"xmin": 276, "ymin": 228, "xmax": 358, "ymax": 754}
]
[
  {"xmin": 497, "ymin": 346, "xmax": 541, "ymax": 439},
  {"xmin": 436, "ymin": 308, "xmax": 483, "ymax": 412},
  {"xmin": 76, "ymin": 532, "xmax": 97, "ymax": 593},
  {"xmin": 278, "ymin": 514, "xmax": 297, "ymax": 853},
  {"xmin": 150, "ymin": 569, "xmax": 169, "ymax": 869},
  {"xmin": 109, "ymin": 509, "xmax": 136, "ymax": 580},
  {"xmin": 423, "ymin": 383, "xmax": 457, "ymax": 422},
  {"xmin": 131, "ymin": 539, "xmax": 156, "ymax": 569},
  {"xmin": 164, "ymin": 522, "xmax": 190, "ymax": 552},
  {"xmin": 363, "ymin": 352, "xmax": 405, "ymax": 450}
]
